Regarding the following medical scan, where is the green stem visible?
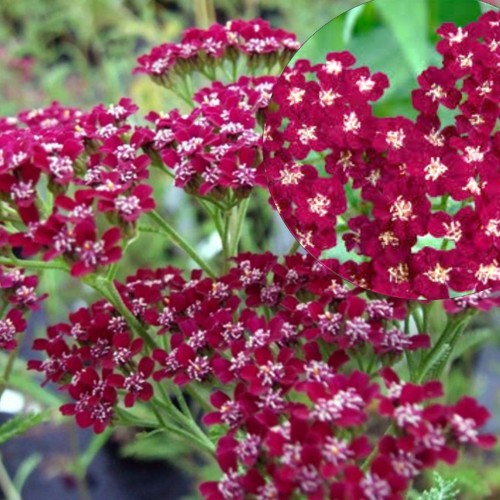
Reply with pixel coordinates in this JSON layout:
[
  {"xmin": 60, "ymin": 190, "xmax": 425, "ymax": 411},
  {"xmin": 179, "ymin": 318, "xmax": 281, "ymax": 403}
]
[
  {"xmin": 169, "ymin": 87, "xmax": 195, "ymax": 108},
  {"xmin": 220, "ymin": 64, "xmax": 235, "ymax": 83},
  {"xmin": 404, "ymin": 314, "xmax": 416, "ymax": 379},
  {"xmin": 193, "ymin": 0, "xmax": 216, "ymax": 28},
  {"xmin": 0, "ymin": 257, "xmax": 69, "ymax": 272},
  {"xmin": 365, "ymin": 352, "xmax": 378, "ymax": 375},
  {"xmin": 361, "ymin": 424, "xmax": 394, "ymax": 471},
  {"xmin": 114, "ymin": 407, "xmax": 157, "ymax": 428},
  {"xmin": 356, "ymin": 352, "xmax": 365, "ymax": 372},
  {"xmin": 185, "ymin": 384, "xmax": 212, "ymax": 412},
  {"xmin": 0, "ymin": 454, "xmax": 20, "ymax": 500},
  {"xmin": 116, "ymin": 403, "xmax": 214, "ymax": 457},
  {"xmin": 422, "ymin": 303, "xmax": 430, "ymax": 333},
  {"xmin": 287, "ymin": 240, "xmax": 300, "ymax": 255},
  {"xmin": 89, "ymin": 278, "xmax": 155, "ymax": 349},
  {"xmin": 151, "ymin": 402, "xmax": 169, "ymax": 428},
  {"xmin": 415, "ymin": 314, "xmax": 473, "ymax": 383},
  {"xmin": 411, "ymin": 305, "xmax": 424, "ymax": 333},
  {"xmin": 105, "ymin": 262, "xmax": 119, "ymax": 281},
  {"xmin": 230, "ymin": 57, "xmax": 239, "ymax": 81},
  {"xmin": 229, "ymin": 197, "xmax": 250, "ymax": 257},
  {"xmin": 221, "ymin": 210, "xmax": 231, "ymax": 272},
  {"xmin": 147, "ymin": 211, "xmax": 216, "ymax": 277},
  {"xmin": 69, "ymin": 425, "xmax": 92, "ymax": 500},
  {"xmin": 152, "ymin": 397, "xmax": 215, "ymax": 454},
  {"xmin": 171, "ymin": 384, "xmax": 192, "ymax": 417},
  {"xmin": 79, "ymin": 428, "xmax": 113, "ymax": 472},
  {"xmin": 439, "ymin": 193, "xmax": 449, "ymax": 211},
  {"xmin": 105, "ymin": 235, "xmax": 136, "ymax": 282}
]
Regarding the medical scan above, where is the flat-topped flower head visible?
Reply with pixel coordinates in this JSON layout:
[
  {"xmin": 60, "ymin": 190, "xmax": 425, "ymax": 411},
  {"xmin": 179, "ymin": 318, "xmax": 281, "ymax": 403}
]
[{"xmin": 134, "ymin": 19, "xmax": 299, "ymax": 87}]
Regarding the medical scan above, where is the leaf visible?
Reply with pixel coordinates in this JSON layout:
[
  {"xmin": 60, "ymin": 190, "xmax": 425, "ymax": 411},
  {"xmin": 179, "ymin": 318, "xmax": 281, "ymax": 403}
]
[
  {"xmin": 375, "ymin": 0, "xmax": 430, "ymax": 76},
  {"xmin": 321, "ymin": 237, "xmax": 366, "ymax": 264},
  {"xmin": 413, "ymin": 234, "xmax": 454, "ymax": 252},
  {"xmin": 291, "ymin": 14, "xmax": 346, "ymax": 65},
  {"xmin": 420, "ymin": 343, "xmax": 452, "ymax": 382},
  {"xmin": 0, "ymin": 411, "xmax": 48, "ymax": 445},
  {"xmin": 343, "ymin": 4, "xmax": 366, "ymax": 44},
  {"xmin": 435, "ymin": 460, "xmax": 495, "ymax": 498},
  {"xmin": 435, "ymin": 0, "xmax": 481, "ymax": 26},
  {"xmin": 410, "ymin": 472, "xmax": 460, "ymax": 500},
  {"xmin": 449, "ymin": 328, "xmax": 494, "ymax": 363},
  {"xmin": 347, "ymin": 26, "xmax": 414, "ymax": 101},
  {"xmin": 13, "ymin": 453, "xmax": 42, "ymax": 492}
]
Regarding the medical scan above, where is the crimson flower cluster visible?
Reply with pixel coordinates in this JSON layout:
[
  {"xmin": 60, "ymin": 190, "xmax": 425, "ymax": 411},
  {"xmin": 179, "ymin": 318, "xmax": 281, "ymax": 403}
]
[
  {"xmin": 264, "ymin": 10, "xmax": 500, "ymax": 300},
  {"xmin": 134, "ymin": 19, "xmax": 300, "ymax": 87},
  {"xmin": 2, "ymin": 14, "xmax": 498, "ymax": 500},
  {"xmin": 28, "ymin": 297, "xmax": 150, "ymax": 432},
  {"xmin": 144, "ymin": 76, "xmax": 275, "ymax": 197},
  {"xmin": 29, "ymin": 253, "xmax": 495, "ymax": 498},
  {"xmin": 0, "ymin": 264, "xmax": 44, "ymax": 350},
  {"xmin": 0, "ymin": 98, "xmax": 156, "ymax": 277}
]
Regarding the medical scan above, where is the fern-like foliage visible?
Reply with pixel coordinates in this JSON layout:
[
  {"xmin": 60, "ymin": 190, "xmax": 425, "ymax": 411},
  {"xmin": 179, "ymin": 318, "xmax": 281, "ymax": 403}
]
[
  {"xmin": 0, "ymin": 411, "xmax": 48, "ymax": 445},
  {"xmin": 408, "ymin": 472, "xmax": 460, "ymax": 500}
]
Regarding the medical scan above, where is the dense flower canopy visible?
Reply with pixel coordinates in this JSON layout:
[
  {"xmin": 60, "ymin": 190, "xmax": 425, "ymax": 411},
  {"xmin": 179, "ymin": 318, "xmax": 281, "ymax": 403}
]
[
  {"xmin": 264, "ymin": 10, "xmax": 500, "ymax": 300},
  {"xmin": 0, "ymin": 11, "xmax": 499, "ymax": 500},
  {"xmin": 28, "ymin": 253, "xmax": 497, "ymax": 498}
]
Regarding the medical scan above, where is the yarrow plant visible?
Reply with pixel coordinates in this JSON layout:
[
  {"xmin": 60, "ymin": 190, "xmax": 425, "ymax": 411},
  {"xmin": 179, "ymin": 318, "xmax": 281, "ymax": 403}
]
[
  {"xmin": 0, "ymin": 14, "xmax": 499, "ymax": 500},
  {"xmin": 264, "ymin": 10, "xmax": 500, "ymax": 300}
]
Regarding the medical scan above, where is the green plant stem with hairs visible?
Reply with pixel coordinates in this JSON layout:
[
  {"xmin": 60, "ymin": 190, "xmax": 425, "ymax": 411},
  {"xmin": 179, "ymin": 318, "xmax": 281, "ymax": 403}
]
[{"xmin": 147, "ymin": 210, "xmax": 217, "ymax": 277}]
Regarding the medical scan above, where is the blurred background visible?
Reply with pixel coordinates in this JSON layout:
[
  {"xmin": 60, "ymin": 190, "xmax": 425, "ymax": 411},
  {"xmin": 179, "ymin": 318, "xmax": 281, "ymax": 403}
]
[{"xmin": 0, "ymin": 1, "xmax": 500, "ymax": 499}]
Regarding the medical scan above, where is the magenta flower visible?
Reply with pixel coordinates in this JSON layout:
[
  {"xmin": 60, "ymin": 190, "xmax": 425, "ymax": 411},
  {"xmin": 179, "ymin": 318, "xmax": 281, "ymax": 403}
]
[
  {"xmin": 0, "ymin": 309, "xmax": 27, "ymax": 350},
  {"xmin": 71, "ymin": 221, "xmax": 122, "ymax": 277}
]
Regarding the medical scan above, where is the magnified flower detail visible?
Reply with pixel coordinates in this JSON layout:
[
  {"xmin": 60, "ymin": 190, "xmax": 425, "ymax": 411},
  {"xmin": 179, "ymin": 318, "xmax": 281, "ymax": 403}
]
[{"xmin": 264, "ymin": 10, "xmax": 500, "ymax": 300}]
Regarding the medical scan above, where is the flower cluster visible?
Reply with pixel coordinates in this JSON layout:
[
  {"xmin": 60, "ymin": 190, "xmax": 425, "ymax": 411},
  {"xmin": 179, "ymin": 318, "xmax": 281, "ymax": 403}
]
[
  {"xmin": 134, "ymin": 19, "xmax": 300, "ymax": 87},
  {"xmin": 202, "ymin": 368, "xmax": 494, "ymax": 499},
  {"xmin": 144, "ymin": 76, "xmax": 275, "ymax": 197},
  {"xmin": 29, "ymin": 253, "xmax": 495, "ymax": 497},
  {"xmin": 0, "ymin": 98, "xmax": 156, "ymax": 277},
  {"xmin": 0, "ymin": 265, "xmax": 44, "ymax": 350},
  {"xmin": 264, "ymin": 10, "xmax": 500, "ymax": 300},
  {"xmin": 28, "ymin": 295, "xmax": 151, "ymax": 432}
]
